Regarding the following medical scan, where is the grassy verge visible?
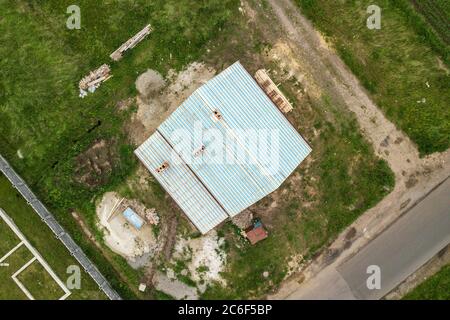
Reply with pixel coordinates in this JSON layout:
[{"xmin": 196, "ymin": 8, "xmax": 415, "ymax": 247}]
[
  {"xmin": 136, "ymin": 0, "xmax": 396, "ymax": 299},
  {"xmin": 0, "ymin": 175, "xmax": 105, "ymax": 300},
  {"xmin": 296, "ymin": 0, "xmax": 450, "ymax": 155},
  {"xmin": 403, "ymin": 264, "xmax": 450, "ymax": 300}
]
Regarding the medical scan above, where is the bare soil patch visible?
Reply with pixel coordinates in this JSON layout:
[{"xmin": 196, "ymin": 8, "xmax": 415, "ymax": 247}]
[
  {"xmin": 152, "ymin": 231, "xmax": 227, "ymax": 300},
  {"xmin": 127, "ymin": 63, "xmax": 216, "ymax": 145},
  {"xmin": 96, "ymin": 192, "xmax": 160, "ymax": 267},
  {"xmin": 74, "ymin": 139, "xmax": 119, "ymax": 189},
  {"xmin": 173, "ymin": 230, "xmax": 227, "ymax": 287},
  {"xmin": 153, "ymin": 271, "xmax": 198, "ymax": 300}
]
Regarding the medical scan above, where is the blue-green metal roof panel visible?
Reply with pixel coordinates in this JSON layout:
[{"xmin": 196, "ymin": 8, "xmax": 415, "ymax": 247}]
[
  {"xmin": 158, "ymin": 61, "xmax": 311, "ymax": 216},
  {"xmin": 135, "ymin": 131, "xmax": 228, "ymax": 234},
  {"xmin": 136, "ymin": 61, "xmax": 311, "ymax": 233}
]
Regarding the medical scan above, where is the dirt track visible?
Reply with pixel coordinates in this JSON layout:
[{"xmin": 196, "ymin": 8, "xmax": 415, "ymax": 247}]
[{"xmin": 258, "ymin": 0, "xmax": 450, "ymax": 298}]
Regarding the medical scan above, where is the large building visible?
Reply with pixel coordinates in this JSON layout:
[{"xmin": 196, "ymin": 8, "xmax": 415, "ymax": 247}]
[{"xmin": 135, "ymin": 62, "xmax": 311, "ymax": 234}]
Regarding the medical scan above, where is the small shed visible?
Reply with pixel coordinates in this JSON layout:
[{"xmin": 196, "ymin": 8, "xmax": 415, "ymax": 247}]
[
  {"xmin": 245, "ymin": 221, "xmax": 268, "ymax": 245},
  {"xmin": 122, "ymin": 207, "xmax": 145, "ymax": 230}
]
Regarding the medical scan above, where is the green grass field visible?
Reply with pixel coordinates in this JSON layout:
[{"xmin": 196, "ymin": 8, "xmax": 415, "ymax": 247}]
[
  {"xmin": 0, "ymin": 219, "xmax": 33, "ymax": 300},
  {"xmin": 0, "ymin": 241, "xmax": 35, "ymax": 300},
  {"xmin": 404, "ymin": 264, "xmax": 450, "ymax": 300},
  {"xmin": 0, "ymin": 175, "xmax": 106, "ymax": 299},
  {"xmin": 16, "ymin": 261, "xmax": 66, "ymax": 300},
  {"xmin": 0, "ymin": 175, "xmax": 105, "ymax": 300},
  {"xmin": 197, "ymin": 9, "xmax": 394, "ymax": 297},
  {"xmin": 296, "ymin": 0, "xmax": 450, "ymax": 155},
  {"xmin": 411, "ymin": 0, "xmax": 450, "ymax": 45},
  {"xmin": 0, "ymin": 229, "xmax": 67, "ymax": 301},
  {"xmin": 0, "ymin": 217, "xmax": 21, "ymax": 256}
]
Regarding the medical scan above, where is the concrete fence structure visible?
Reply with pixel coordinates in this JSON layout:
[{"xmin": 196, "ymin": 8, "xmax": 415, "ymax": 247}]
[{"xmin": 0, "ymin": 154, "xmax": 121, "ymax": 300}]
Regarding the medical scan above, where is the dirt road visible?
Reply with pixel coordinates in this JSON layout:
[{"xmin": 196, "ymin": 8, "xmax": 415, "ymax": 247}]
[{"xmin": 261, "ymin": 0, "xmax": 450, "ymax": 299}]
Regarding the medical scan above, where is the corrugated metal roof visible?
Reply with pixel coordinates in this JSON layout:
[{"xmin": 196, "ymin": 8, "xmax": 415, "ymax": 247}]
[
  {"xmin": 135, "ymin": 131, "xmax": 228, "ymax": 234},
  {"xmin": 135, "ymin": 61, "xmax": 312, "ymax": 233}
]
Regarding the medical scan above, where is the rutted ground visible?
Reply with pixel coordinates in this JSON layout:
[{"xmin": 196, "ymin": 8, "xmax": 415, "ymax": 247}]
[
  {"xmin": 295, "ymin": 0, "xmax": 450, "ymax": 155},
  {"xmin": 0, "ymin": 0, "xmax": 238, "ymax": 299},
  {"xmin": 183, "ymin": 0, "xmax": 395, "ymax": 299}
]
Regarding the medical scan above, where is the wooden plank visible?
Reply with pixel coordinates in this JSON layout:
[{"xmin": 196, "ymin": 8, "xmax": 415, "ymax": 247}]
[
  {"xmin": 254, "ymin": 69, "xmax": 293, "ymax": 113},
  {"xmin": 110, "ymin": 24, "xmax": 153, "ymax": 61}
]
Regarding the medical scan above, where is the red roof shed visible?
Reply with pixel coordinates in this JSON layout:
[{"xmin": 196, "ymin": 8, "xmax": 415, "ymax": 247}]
[{"xmin": 246, "ymin": 225, "xmax": 268, "ymax": 245}]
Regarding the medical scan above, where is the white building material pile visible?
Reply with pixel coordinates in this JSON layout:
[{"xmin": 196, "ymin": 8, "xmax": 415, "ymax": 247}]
[{"xmin": 79, "ymin": 64, "xmax": 112, "ymax": 98}]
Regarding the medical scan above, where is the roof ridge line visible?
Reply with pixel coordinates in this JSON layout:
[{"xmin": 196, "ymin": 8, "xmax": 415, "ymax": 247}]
[{"xmin": 156, "ymin": 128, "xmax": 233, "ymax": 218}]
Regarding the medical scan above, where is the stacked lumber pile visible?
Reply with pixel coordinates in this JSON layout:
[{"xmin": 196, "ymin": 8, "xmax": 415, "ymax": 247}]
[
  {"xmin": 254, "ymin": 69, "xmax": 293, "ymax": 113},
  {"xmin": 77, "ymin": 24, "xmax": 153, "ymax": 98},
  {"xmin": 79, "ymin": 64, "xmax": 112, "ymax": 97},
  {"xmin": 110, "ymin": 24, "xmax": 153, "ymax": 61}
]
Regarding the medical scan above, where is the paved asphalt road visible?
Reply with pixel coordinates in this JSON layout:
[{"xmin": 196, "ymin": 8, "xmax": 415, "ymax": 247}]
[{"xmin": 288, "ymin": 177, "xmax": 450, "ymax": 300}]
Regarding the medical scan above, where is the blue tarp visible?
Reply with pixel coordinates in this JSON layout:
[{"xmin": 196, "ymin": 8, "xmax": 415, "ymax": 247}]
[{"xmin": 122, "ymin": 207, "xmax": 145, "ymax": 229}]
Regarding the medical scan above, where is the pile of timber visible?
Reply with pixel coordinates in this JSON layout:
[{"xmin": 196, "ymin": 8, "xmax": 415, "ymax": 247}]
[
  {"xmin": 254, "ymin": 69, "xmax": 293, "ymax": 113},
  {"xmin": 110, "ymin": 24, "xmax": 153, "ymax": 61},
  {"xmin": 79, "ymin": 64, "xmax": 112, "ymax": 93},
  {"xmin": 77, "ymin": 24, "xmax": 153, "ymax": 98}
]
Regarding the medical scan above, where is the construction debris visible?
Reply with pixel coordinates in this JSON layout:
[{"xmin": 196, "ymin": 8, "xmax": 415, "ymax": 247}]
[
  {"xmin": 231, "ymin": 209, "xmax": 253, "ymax": 229},
  {"xmin": 145, "ymin": 208, "xmax": 160, "ymax": 225},
  {"xmin": 79, "ymin": 64, "xmax": 112, "ymax": 98},
  {"xmin": 254, "ymin": 69, "xmax": 293, "ymax": 113},
  {"xmin": 106, "ymin": 197, "xmax": 159, "ymax": 226},
  {"xmin": 96, "ymin": 192, "xmax": 159, "ymax": 264},
  {"xmin": 138, "ymin": 283, "xmax": 147, "ymax": 292},
  {"xmin": 110, "ymin": 24, "xmax": 153, "ymax": 61},
  {"xmin": 78, "ymin": 24, "xmax": 153, "ymax": 97}
]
